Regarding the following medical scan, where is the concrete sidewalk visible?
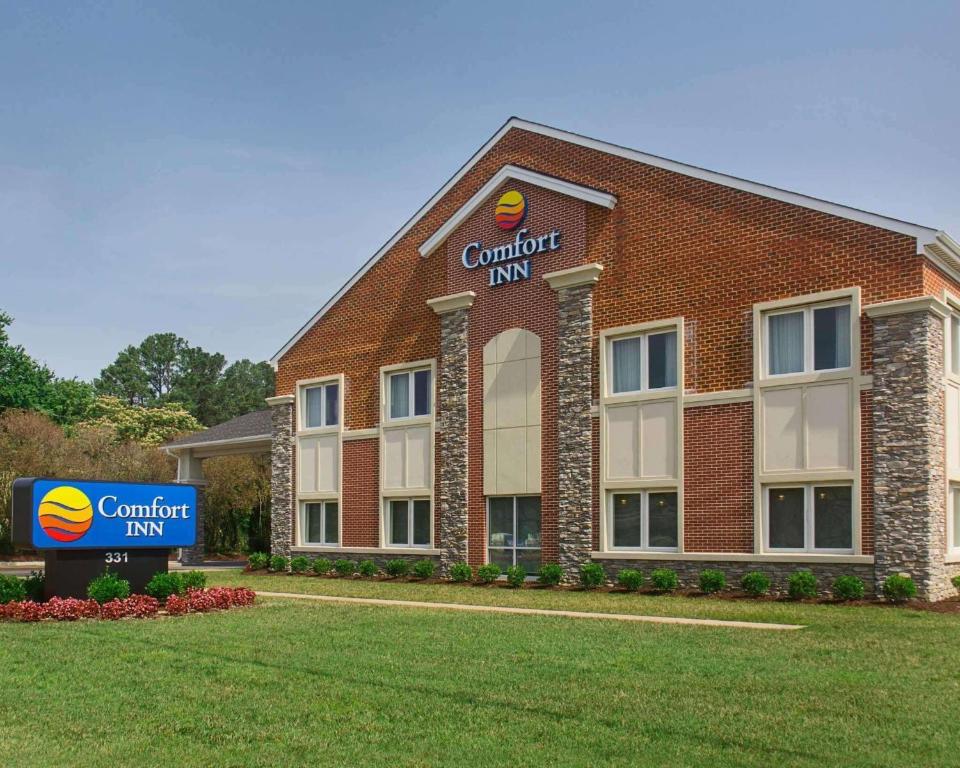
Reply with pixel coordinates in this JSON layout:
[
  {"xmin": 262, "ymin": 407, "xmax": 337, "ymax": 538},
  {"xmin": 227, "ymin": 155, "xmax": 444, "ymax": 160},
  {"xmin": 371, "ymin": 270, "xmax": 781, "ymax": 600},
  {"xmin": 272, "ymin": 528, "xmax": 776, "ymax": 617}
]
[
  {"xmin": 255, "ymin": 589, "xmax": 805, "ymax": 631},
  {"xmin": 0, "ymin": 560, "xmax": 244, "ymax": 576}
]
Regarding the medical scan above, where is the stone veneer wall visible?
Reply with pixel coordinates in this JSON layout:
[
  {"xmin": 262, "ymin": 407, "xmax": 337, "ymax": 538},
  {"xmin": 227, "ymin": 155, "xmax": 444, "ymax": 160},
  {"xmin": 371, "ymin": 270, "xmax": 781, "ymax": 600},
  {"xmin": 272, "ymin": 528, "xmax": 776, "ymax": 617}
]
[
  {"xmin": 597, "ymin": 559, "xmax": 876, "ymax": 596},
  {"xmin": 872, "ymin": 310, "xmax": 949, "ymax": 600},
  {"xmin": 437, "ymin": 307, "xmax": 470, "ymax": 575},
  {"xmin": 555, "ymin": 283, "xmax": 595, "ymax": 580},
  {"xmin": 180, "ymin": 486, "xmax": 206, "ymax": 566},
  {"xmin": 270, "ymin": 400, "xmax": 295, "ymax": 558}
]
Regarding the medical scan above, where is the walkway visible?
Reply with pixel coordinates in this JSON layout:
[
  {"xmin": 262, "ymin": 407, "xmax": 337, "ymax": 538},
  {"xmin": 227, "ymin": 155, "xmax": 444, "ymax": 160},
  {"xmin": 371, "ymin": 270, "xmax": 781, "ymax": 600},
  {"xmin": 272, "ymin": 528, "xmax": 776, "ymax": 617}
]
[{"xmin": 254, "ymin": 590, "xmax": 804, "ymax": 631}]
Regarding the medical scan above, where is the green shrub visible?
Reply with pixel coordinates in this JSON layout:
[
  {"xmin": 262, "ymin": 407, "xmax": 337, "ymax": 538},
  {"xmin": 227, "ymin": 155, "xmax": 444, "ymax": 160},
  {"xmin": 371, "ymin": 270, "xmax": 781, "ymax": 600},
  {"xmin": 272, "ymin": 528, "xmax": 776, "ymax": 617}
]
[
  {"xmin": 144, "ymin": 572, "xmax": 184, "ymax": 602},
  {"xmin": 358, "ymin": 559, "xmax": 377, "ymax": 577},
  {"xmin": 699, "ymin": 569, "xmax": 726, "ymax": 594},
  {"xmin": 505, "ymin": 565, "xmax": 526, "ymax": 588},
  {"xmin": 269, "ymin": 555, "xmax": 289, "ymax": 572},
  {"xmin": 579, "ymin": 562, "xmax": 605, "ymax": 589},
  {"xmin": 650, "ymin": 568, "xmax": 679, "ymax": 593},
  {"xmin": 87, "ymin": 571, "xmax": 130, "ymax": 604},
  {"xmin": 449, "ymin": 562, "xmax": 473, "ymax": 583},
  {"xmin": 181, "ymin": 570, "xmax": 207, "ymax": 591},
  {"xmin": 312, "ymin": 558, "xmax": 333, "ymax": 575},
  {"xmin": 788, "ymin": 570, "xmax": 818, "ymax": 600},
  {"xmin": 412, "ymin": 559, "xmax": 436, "ymax": 579},
  {"xmin": 290, "ymin": 556, "xmax": 310, "ymax": 574},
  {"xmin": 832, "ymin": 575, "xmax": 865, "ymax": 601},
  {"xmin": 22, "ymin": 571, "xmax": 45, "ymax": 602},
  {"xmin": 617, "ymin": 568, "xmax": 643, "ymax": 592},
  {"xmin": 741, "ymin": 571, "xmax": 770, "ymax": 597},
  {"xmin": 334, "ymin": 559, "xmax": 355, "ymax": 577},
  {"xmin": 386, "ymin": 559, "xmax": 410, "ymax": 578},
  {"xmin": 883, "ymin": 574, "xmax": 917, "ymax": 603},
  {"xmin": 247, "ymin": 552, "xmax": 269, "ymax": 570},
  {"xmin": 476, "ymin": 563, "xmax": 501, "ymax": 583},
  {"xmin": 0, "ymin": 574, "xmax": 27, "ymax": 605},
  {"xmin": 952, "ymin": 573, "xmax": 960, "ymax": 592},
  {"xmin": 537, "ymin": 563, "xmax": 563, "ymax": 587}
]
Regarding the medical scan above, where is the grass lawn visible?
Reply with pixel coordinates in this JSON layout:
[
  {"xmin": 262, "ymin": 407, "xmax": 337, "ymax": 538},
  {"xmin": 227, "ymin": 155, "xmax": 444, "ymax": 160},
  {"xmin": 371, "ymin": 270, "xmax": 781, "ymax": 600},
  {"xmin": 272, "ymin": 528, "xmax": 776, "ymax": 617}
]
[{"xmin": 1, "ymin": 571, "xmax": 957, "ymax": 767}]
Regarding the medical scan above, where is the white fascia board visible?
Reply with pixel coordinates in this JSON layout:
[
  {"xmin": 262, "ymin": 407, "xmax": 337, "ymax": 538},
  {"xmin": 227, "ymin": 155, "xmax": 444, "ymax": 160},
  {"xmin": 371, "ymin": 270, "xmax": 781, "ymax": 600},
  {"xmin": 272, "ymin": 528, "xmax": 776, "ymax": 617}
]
[
  {"xmin": 418, "ymin": 165, "xmax": 617, "ymax": 257},
  {"xmin": 272, "ymin": 116, "xmax": 948, "ymax": 364}
]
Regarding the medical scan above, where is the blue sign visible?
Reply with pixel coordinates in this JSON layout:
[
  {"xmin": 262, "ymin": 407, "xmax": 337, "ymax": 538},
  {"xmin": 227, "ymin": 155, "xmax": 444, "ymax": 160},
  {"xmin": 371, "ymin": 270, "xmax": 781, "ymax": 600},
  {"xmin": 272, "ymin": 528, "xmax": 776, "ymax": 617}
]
[{"xmin": 26, "ymin": 479, "xmax": 197, "ymax": 550}]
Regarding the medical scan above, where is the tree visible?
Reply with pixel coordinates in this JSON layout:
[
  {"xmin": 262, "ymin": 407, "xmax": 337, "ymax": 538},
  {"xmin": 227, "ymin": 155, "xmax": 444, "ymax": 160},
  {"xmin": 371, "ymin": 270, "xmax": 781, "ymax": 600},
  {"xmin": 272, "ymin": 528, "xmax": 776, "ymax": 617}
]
[
  {"xmin": 138, "ymin": 333, "xmax": 187, "ymax": 401},
  {"xmin": 0, "ymin": 311, "xmax": 54, "ymax": 412},
  {"xmin": 168, "ymin": 346, "xmax": 226, "ymax": 426},
  {"xmin": 213, "ymin": 359, "xmax": 275, "ymax": 424},
  {"xmin": 82, "ymin": 395, "xmax": 203, "ymax": 445},
  {"xmin": 94, "ymin": 345, "xmax": 151, "ymax": 405},
  {"xmin": 43, "ymin": 378, "xmax": 96, "ymax": 426}
]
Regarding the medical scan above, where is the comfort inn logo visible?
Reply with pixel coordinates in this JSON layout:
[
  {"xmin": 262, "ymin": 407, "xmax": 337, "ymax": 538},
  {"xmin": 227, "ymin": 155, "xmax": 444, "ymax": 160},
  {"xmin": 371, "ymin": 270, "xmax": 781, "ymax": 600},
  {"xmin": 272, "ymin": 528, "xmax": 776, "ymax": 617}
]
[
  {"xmin": 494, "ymin": 190, "xmax": 526, "ymax": 230},
  {"xmin": 37, "ymin": 485, "xmax": 94, "ymax": 543}
]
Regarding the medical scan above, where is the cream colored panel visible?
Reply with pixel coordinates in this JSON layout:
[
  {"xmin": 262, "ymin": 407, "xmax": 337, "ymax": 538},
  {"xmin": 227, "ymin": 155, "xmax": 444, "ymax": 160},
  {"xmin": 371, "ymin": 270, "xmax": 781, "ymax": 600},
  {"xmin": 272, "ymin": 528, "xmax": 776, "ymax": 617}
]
[
  {"xmin": 406, "ymin": 426, "xmax": 431, "ymax": 489},
  {"xmin": 498, "ymin": 328, "xmax": 526, "ymax": 362},
  {"xmin": 526, "ymin": 425, "xmax": 541, "ymax": 493},
  {"xmin": 314, "ymin": 433, "xmax": 339, "ymax": 493},
  {"xmin": 495, "ymin": 360, "xmax": 527, "ymax": 428},
  {"xmin": 526, "ymin": 357, "xmax": 541, "ymax": 425},
  {"xmin": 526, "ymin": 332, "xmax": 541, "ymax": 359},
  {"xmin": 948, "ymin": 384, "xmax": 960, "ymax": 478},
  {"xmin": 483, "ymin": 363, "xmax": 497, "ymax": 430},
  {"xmin": 606, "ymin": 404, "xmax": 640, "ymax": 480},
  {"xmin": 806, "ymin": 382, "xmax": 851, "ymax": 470},
  {"xmin": 762, "ymin": 387, "xmax": 803, "ymax": 472},
  {"xmin": 382, "ymin": 429, "xmax": 405, "ymax": 489},
  {"xmin": 641, "ymin": 400, "xmax": 677, "ymax": 479},
  {"xmin": 298, "ymin": 437, "xmax": 318, "ymax": 493},
  {"xmin": 496, "ymin": 427, "xmax": 527, "ymax": 494},
  {"xmin": 483, "ymin": 337, "xmax": 497, "ymax": 366},
  {"xmin": 483, "ymin": 429, "xmax": 497, "ymax": 494}
]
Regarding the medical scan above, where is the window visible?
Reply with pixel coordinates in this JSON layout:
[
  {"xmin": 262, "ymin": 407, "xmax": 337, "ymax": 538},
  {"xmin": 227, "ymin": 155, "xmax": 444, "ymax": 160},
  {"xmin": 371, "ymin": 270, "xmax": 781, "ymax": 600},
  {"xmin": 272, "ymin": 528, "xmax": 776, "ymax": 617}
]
[
  {"xmin": 609, "ymin": 491, "xmax": 678, "ymax": 550},
  {"xmin": 610, "ymin": 330, "xmax": 677, "ymax": 394},
  {"xmin": 766, "ymin": 485, "xmax": 852, "ymax": 552},
  {"xmin": 388, "ymin": 369, "xmax": 432, "ymax": 420},
  {"xmin": 487, "ymin": 496, "xmax": 541, "ymax": 574},
  {"xmin": 766, "ymin": 302, "xmax": 851, "ymax": 377},
  {"xmin": 302, "ymin": 501, "xmax": 338, "ymax": 545},
  {"xmin": 951, "ymin": 486, "xmax": 960, "ymax": 554},
  {"xmin": 950, "ymin": 313, "xmax": 960, "ymax": 377},
  {"xmin": 387, "ymin": 499, "xmax": 431, "ymax": 547},
  {"xmin": 303, "ymin": 381, "xmax": 339, "ymax": 429}
]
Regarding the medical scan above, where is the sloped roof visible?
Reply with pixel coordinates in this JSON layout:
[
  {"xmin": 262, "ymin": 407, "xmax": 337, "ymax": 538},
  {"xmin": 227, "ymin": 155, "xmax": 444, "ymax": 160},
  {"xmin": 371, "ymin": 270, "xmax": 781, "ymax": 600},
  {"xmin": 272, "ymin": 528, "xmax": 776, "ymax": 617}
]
[
  {"xmin": 164, "ymin": 409, "xmax": 272, "ymax": 451},
  {"xmin": 272, "ymin": 116, "xmax": 956, "ymax": 364}
]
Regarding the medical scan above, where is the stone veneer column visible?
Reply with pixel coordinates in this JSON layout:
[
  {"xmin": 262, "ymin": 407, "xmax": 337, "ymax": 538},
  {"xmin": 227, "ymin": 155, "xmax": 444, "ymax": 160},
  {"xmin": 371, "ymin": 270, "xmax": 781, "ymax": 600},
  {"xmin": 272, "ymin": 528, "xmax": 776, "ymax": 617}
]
[
  {"xmin": 174, "ymin": 448, "xmax": 206, "ymax": 566},
  {"xmin": 427, "ymin": 291, "xmax": 476, "ymax": 576},
  {"xmin": 266, "ymin": 394, "xmax": 296, "ymax": 558},
  {"xmin": 868, "ymin": 297, "xmax": 950, "ymax": 600},
  {"xmin": 544, "ymin": 264, "xmax": 603, "ymax": 581}
]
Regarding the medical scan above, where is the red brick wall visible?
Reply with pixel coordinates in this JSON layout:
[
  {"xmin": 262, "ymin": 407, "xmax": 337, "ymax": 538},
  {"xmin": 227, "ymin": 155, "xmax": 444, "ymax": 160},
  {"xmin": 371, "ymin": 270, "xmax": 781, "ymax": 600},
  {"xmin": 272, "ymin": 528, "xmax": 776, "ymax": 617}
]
[
  {"xmin": 276, "ymin": 124, "xmax": 934, "ymax": 558},
  {"xmin": 340, "ymin": 439, "xmax": 379, "ymax": 547}
]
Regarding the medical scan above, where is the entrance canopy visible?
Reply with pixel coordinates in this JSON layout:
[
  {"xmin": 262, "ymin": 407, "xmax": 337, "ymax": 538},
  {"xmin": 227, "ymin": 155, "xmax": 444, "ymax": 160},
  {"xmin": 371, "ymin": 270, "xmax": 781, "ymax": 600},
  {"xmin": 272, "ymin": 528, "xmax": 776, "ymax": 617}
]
[{"xmin": 164, "ymin": 409, "xmax": 272, "ymax": 482}]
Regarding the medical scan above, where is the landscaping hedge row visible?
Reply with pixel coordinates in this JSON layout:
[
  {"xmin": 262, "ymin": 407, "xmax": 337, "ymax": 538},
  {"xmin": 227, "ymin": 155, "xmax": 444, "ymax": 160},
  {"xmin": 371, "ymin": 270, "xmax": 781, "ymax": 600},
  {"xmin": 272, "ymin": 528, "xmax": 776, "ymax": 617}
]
[{"xmin": 247, "ymin": 552, "xmax": 933, "ymax": 603}]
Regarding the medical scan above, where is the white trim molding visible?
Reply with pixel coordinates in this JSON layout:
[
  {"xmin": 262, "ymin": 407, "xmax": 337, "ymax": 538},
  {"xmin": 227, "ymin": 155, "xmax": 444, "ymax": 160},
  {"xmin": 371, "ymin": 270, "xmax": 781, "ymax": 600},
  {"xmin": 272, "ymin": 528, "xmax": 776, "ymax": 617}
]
[
  {"xmin": 291, "ymin": 546, "xmax": 441, "ymax": 557},
  {"xmin": 271, "ymin": 117, "xmax": 949, "ymax": 364},
  {"xmin": 863, "ymin": 295, "xmax": 950, "ymax": 320},
  {"xmin": 265, "ymin": 394, "xmax": 295, "ymax": 407},
  {"xmin": 591, "ymin": 550, "xmax": 874, "ymax": 564},
  {"xmin": 543, "ymin": 263, "xmax": 604, "ymax": 290},
  {"xmin": 683, "ymin": 388, "xmax": 753, "ymax": 407},
  {"xmin": 426, "ymin": 291, "xmax": 476, "ymax": 315},
  {"xmin": 419, "ymin": 165, "xmax": 617, "ymax": 257}
]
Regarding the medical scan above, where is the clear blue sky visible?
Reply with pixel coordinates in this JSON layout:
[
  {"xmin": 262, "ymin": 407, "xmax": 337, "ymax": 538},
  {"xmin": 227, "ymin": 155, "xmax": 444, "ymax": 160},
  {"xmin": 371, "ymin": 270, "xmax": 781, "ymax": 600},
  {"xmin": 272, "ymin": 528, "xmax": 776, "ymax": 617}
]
[{"xmin": 2, "ymin": 1, "xmax": 958, "ymax": 381}]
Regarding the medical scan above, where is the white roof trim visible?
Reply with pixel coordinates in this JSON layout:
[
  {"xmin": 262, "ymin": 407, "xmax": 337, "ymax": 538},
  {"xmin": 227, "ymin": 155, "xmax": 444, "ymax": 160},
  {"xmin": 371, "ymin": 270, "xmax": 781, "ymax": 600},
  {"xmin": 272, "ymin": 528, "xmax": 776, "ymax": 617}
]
[
  {"xmin": 418, "ymin": 165, "xmax": 616, "ymax": 257},
  {"xmin": 272, "ymin": 117, "xmax": 947, "ymax": 363}
]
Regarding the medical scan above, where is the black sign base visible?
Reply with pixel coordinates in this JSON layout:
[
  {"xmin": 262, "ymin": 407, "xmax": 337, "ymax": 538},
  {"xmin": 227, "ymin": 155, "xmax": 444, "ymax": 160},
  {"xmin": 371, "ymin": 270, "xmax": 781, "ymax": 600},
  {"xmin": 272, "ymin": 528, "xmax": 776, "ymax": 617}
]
[{"xmin": 44, "ymin": 549, "xmax": 169, "ymax": 600}]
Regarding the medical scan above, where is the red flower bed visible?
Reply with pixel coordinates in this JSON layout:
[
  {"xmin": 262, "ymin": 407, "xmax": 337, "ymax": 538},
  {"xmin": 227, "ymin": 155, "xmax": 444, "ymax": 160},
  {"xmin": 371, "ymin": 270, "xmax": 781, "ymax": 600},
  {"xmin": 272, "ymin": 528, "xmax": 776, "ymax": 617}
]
[{"xmin": 0, "ymin": 586, "xmax": 256, "ymax": 622}]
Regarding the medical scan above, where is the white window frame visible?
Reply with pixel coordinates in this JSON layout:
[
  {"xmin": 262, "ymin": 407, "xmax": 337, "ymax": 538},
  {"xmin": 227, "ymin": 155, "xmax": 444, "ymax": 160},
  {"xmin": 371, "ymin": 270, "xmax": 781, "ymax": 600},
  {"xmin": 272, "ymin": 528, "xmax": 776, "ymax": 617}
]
[
  {"xmin": 949, "ymin": 484, "xmax": 960, "ymax": 556},
  {"xmin": 607, "ymin": 489, "xmax": 680, "ymax": 552},
  {"xmin": 762, "ymin": 299, "xmax": 853, "ymax": 380},
  {"xmin": 386, "ymin": 366, "xmax": 433, "ymax": 422},
  {"xmin": 763, "ymin": 483, "xmax": 854, "ymax": 554},
  {"xmin": 606, "ymin": 328, "xmax": 679, "ymax": 396},
  {"xmin": 384, "ymin": 497, "xmax": 433, "ymax": 549},
  {"xmin": 299, "ymin": 500, "xmax": 340, "ymax": 547},
  {"xmin": 486, "ymin": 496, "xmax": 542, "ymax": 569},
  {"xmin": 299, "ymin": 378, "xmax": 341, "ymax": 431}
]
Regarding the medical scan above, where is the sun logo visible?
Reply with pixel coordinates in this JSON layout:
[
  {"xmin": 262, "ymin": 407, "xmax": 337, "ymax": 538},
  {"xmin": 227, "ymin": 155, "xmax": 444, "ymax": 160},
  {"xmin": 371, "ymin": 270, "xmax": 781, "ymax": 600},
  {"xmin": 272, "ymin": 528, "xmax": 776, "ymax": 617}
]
[
  {"xmin": 37, "ymin": 486, "xmax": 94, "ymax": 542},
  {"xmin": 494, "ymin": 190, "xmax": 526, "ymax": 231}
]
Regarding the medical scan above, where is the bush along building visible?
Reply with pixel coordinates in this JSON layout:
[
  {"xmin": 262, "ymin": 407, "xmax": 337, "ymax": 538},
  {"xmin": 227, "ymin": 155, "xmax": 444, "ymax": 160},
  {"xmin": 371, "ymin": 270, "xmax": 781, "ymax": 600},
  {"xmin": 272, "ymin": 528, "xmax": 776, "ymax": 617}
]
[{"xmin": 261, "ymin": 118, "xmax": 960, "ymax": 599}]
